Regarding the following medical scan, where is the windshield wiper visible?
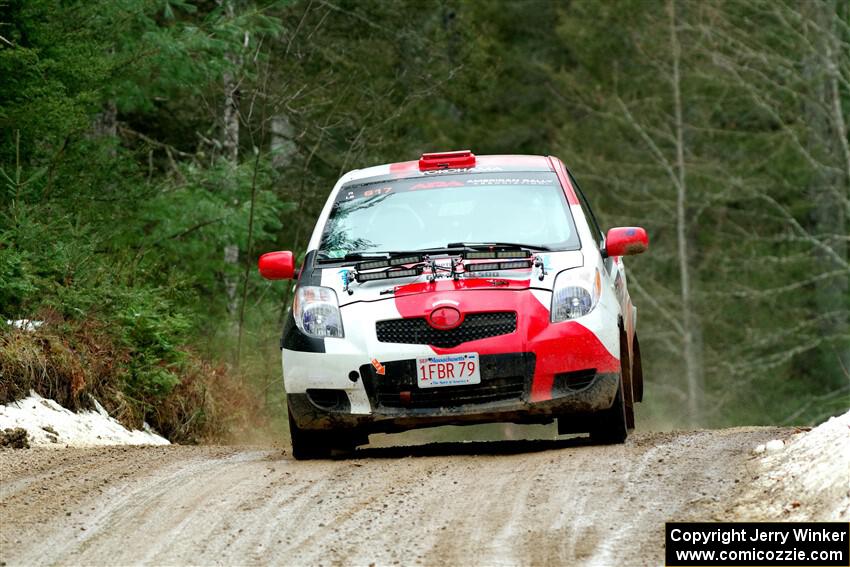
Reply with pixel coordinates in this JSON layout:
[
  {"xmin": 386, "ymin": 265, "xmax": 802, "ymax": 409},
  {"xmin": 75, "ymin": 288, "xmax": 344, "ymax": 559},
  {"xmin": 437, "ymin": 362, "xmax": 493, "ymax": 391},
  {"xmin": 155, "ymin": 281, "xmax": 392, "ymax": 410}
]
[
  {"xmin": 445, "ymin": 241, "xmax": 552, "ymax": 251},
  {"xmin": 319, "ymin": 243, "xmax": 549, "ymax": 263},
  {"xmin": 316, "ymin": 251, "xmax": 392, "ymax": 264}
]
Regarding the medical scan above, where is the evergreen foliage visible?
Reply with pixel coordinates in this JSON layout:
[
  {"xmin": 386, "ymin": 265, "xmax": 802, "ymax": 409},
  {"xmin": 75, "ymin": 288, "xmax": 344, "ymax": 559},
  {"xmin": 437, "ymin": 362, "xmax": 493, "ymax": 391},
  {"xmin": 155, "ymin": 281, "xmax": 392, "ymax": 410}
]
[{"xmin": 1, "ymin": 0, "xmax": 847, "ymax": 437}]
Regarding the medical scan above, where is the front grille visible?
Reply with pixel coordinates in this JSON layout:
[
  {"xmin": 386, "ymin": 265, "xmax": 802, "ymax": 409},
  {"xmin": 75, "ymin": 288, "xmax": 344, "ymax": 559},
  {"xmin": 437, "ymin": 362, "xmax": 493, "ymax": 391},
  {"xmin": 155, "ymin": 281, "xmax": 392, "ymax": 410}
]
[
  {"xmin": 375, "ymin": 312, "xmax": 516, "ymax": 348},
  {"xmin": 360, "ymin": 353, "xmax": 534, "ymax": 410},
  {"xmin": 377, "ymin": 376, "xmax": 525, "ymax": 408}
]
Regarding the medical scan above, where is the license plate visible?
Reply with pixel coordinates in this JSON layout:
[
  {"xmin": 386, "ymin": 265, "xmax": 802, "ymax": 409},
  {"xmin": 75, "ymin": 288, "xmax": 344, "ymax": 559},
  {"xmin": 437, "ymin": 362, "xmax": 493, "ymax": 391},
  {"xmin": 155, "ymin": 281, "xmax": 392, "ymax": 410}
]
[{"xmin": 416, "ymin": 353, "xmax": 481, "ymax": 388}]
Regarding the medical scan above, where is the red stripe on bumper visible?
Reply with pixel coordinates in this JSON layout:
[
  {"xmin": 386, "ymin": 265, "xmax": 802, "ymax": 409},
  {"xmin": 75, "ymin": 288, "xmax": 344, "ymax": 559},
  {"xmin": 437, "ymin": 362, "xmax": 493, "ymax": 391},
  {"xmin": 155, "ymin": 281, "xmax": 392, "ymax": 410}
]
[{"xmin": 392, "ymin": 282, "xmax": 619, "ymax": 402}]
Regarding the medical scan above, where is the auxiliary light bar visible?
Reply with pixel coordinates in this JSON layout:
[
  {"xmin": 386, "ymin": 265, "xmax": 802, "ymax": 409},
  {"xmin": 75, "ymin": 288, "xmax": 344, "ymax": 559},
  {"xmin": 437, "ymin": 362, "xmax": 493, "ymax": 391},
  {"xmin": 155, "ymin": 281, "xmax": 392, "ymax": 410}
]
[
  {"xmin": 465, "ymin": 259, "xmax": 533, "ymax": 272},
  {"xmin": 355, "ymin": 266, "xmax": 422, "ymax": 282},
  {"xmin": 463, "ymin": 250, "xmax": 532, "ymax": 260},
  {"xmin": 356, "ymin": 254, "xmax": 423, "ymax": 272}
]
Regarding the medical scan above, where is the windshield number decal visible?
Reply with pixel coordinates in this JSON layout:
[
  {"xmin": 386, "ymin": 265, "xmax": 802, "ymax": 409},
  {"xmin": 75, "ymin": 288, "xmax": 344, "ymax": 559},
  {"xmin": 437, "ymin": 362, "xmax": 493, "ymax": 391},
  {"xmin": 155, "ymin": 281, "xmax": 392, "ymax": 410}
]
[{"xmin": 362, "ymin": 187, "xmax": 392, "ymax": 198}]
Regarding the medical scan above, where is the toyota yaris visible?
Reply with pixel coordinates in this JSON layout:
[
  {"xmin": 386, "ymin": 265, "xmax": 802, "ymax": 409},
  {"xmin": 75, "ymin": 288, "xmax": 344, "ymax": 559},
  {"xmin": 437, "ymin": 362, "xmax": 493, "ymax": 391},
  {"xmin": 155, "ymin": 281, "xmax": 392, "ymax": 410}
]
[{"xmin": 259, "ymin": 151, "xmax": 648, "ymax": 459}]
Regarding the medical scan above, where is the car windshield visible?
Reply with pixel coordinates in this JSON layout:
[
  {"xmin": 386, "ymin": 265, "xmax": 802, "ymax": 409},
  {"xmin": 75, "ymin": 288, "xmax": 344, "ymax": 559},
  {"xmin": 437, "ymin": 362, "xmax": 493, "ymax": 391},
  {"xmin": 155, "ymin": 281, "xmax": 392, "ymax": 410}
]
[{"xmin": 317, "ymin": 171, "xmax": 579, "ymax": 259}]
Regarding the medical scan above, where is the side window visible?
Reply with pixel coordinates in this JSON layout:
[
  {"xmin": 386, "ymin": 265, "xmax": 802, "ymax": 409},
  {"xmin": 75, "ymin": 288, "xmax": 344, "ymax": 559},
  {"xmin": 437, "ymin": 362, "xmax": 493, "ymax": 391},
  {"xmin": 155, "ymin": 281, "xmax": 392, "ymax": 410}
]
[{"xmin": 569, "ymin": 172, "xmax": 605, "ymax": 248}]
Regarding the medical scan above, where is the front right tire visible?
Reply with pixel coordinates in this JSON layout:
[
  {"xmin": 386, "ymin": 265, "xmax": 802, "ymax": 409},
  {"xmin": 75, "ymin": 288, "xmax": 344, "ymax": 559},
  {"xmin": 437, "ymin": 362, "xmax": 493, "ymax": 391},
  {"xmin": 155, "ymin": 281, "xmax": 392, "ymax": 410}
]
[{"xmin": 288, "ymin": 410, "xmax": 357, "ymax": 460}]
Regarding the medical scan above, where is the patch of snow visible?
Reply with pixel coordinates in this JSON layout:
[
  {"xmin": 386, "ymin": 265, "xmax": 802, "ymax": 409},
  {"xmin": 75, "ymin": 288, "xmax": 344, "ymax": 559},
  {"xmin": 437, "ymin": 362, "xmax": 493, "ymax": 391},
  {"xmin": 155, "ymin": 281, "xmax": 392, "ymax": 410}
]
[
  {"xmin": 739, "ymin": 410, "xmax": 850, "ymax": 520},
  {"xmin": 6, "ymin": 319, "xmax": 43, "ymax": 332},
  {"xmin": 0, "ymin": 391, "xmax": 169, "ymax": 447}
]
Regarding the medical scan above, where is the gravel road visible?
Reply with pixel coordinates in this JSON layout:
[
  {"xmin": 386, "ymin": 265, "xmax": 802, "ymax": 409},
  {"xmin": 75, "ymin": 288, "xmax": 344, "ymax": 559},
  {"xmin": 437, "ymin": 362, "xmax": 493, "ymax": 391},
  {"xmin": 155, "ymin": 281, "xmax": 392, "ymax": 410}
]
[{"xmin": 0, "ymin": 427, "xmax": 792, "ymax": 566}]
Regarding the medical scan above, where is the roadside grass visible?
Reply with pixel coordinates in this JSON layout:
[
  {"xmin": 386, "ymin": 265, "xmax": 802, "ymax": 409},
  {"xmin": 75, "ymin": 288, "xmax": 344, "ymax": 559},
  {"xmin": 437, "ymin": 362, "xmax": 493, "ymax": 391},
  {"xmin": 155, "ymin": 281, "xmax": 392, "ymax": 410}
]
[
  {"xmin": 0, "ymin": 310, "xmax": 271, "ymax": 444},
  {"xmin": 196, "ymin": 302, "xmax": 289, "ymax": 445},
  {"xmin": 0, "ymin": 312, "xmax": 125, "ymax": 413}
]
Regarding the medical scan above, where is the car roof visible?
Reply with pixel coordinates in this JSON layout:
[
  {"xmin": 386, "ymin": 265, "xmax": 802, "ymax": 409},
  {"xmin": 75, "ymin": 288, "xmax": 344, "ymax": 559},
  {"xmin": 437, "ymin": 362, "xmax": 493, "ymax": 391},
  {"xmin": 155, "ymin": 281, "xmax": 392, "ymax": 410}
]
[{"xmin": 342, "ymin": 154, "xmax": 555, "ymax": 183}]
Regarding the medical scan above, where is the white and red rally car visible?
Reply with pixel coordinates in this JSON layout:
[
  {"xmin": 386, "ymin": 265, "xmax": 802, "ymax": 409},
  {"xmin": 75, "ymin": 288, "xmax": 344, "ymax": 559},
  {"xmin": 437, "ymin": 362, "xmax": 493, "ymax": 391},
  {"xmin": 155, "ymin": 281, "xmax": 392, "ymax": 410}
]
[{"xmin": 259, "ymin": 151, "xmax": 648, "ymax": 459}]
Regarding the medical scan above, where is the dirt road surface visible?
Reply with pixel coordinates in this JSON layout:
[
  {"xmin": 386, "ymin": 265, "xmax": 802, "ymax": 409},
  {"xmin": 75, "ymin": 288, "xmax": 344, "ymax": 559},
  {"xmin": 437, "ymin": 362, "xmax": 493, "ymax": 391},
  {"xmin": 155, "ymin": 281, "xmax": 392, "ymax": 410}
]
[{"xmin": 0, "ymin": 427, "xmax": 792, "ymax": 566}]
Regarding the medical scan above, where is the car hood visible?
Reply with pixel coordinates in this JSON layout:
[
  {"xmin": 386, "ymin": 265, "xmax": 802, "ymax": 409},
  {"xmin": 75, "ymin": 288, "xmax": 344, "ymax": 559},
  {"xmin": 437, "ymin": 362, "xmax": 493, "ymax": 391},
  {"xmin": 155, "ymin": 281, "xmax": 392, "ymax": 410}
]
[{"xmin": 313, "ymin": 250, "xmax": 585, "ymax": 308}]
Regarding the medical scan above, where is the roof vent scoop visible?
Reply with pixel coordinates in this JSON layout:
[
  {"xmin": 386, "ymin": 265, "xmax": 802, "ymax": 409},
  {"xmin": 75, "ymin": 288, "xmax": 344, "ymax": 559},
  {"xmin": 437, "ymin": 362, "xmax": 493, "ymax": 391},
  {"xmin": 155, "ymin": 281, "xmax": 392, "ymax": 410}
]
[{"xmin": 418, "ymin": 150, "xmax": 476, "ymax": 171}]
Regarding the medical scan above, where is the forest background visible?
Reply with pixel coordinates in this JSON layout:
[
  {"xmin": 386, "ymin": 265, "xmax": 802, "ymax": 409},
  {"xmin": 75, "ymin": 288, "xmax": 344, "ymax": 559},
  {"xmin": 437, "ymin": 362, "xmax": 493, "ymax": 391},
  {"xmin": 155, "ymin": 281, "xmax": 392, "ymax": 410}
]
[{"xmin": 1, "ymin": 0, "xmax": 847, "ymax": 441}]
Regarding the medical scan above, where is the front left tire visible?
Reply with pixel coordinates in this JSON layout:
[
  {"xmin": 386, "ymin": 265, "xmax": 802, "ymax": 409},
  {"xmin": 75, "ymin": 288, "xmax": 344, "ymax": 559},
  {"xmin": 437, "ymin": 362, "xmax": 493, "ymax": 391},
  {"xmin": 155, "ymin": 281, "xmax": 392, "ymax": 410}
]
[
  {"xmin": 589, "ymin": 377, "xmax": 629, "ymax": 444},
  {"xmin": 619, "ymin": 328, "xmax": 636, "ymax": 429}
]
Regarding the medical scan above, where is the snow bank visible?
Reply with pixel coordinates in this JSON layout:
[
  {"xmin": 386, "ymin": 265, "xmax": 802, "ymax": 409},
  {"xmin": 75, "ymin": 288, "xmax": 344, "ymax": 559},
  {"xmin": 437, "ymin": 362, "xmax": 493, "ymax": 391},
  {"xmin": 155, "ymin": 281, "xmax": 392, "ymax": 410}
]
[
  {"xmin": 0, "ymin": 392, "xmax": 169, "ymax": 447},
  {"xmin": 740, "ymin": 410, "xmax": 849, "ymax": 520},
  {"xmin": 5, "ymin": 319, "xmax": 44, "ymax": 332}
]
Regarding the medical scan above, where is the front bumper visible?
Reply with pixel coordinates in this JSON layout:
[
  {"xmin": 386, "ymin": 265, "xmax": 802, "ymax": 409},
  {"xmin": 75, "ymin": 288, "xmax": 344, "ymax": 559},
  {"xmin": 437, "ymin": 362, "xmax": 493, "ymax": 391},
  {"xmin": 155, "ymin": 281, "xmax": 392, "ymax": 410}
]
[
  {"xmin": 282, "ymin": 285, "xmax": 623, "ymax": 432},
  {"xmin": 288, "ymin": 363, "xmax": 620, "ymax": 433}
]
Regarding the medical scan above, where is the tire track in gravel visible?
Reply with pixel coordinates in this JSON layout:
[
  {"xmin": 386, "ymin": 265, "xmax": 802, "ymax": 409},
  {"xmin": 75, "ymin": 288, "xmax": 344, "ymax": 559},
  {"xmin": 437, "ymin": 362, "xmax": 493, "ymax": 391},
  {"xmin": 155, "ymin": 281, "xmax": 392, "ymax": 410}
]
[{"xmin": 0, "ymin": 428, "xmax": 792, "ymax": 567}]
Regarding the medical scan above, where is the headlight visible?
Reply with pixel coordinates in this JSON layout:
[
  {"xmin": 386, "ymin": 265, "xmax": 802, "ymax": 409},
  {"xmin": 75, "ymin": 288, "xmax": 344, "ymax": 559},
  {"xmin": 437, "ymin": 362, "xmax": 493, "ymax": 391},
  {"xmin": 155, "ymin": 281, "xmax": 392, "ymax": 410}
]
[
  {"xmin": 293, "ymin": 286, "xmax": 344, "ymax": 338},
  {"xmin": 551, "ymin": 267, "xmax": 602, "ymax": 322}
]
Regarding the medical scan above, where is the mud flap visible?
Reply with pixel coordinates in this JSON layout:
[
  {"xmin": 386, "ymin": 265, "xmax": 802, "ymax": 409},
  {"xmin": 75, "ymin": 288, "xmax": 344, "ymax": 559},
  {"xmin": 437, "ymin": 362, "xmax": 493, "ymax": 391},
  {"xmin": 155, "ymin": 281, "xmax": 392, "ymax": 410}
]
[
  {"xmin": 632, "ymin": 334, "xmax": 644, "ymax": 403},
  {"xmin": 619, "ymin": 325, "xmax": 636, "ymax": 429}
]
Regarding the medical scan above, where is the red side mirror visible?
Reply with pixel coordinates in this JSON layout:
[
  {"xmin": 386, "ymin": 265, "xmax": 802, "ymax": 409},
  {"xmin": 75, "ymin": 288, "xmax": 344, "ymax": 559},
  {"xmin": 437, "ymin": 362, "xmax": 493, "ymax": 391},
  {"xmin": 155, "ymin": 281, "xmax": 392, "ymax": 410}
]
[
  {"xmin": 258, "ymin": 251, "xmax": 295, "ymax": 280},
  {"xmin": 605, "ymin": 227, "xmax": 649, "ymax": 257}
]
